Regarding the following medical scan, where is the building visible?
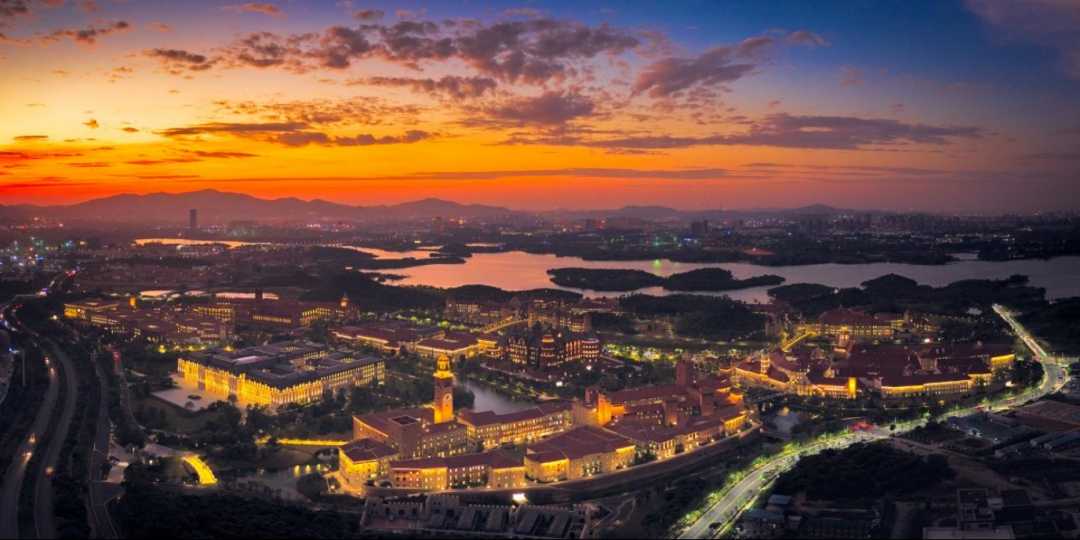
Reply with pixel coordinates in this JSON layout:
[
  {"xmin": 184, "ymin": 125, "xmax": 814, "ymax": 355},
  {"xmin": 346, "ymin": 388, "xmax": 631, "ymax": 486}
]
[
  {"xmin": 189, "ymin": 208, "xmax": 198, "ymax": 230},
  {"xmin": 178, "ymin": 341, "xmax": 384, "ymax": 408},
  {"xmin": 523, "ymin": 426, "xmax": 636, "ymax": 483},
  {"xmin": 331, "ymin": 323, "xmax": 425, "ymax": 354},
  {"xmin": 389, "ymin": 450, "xmax": 525, "ymax": 490},
  {"xmin": 415, "ymin": 332, "xmax": 481, "ymax": 360},
  {"xmin": 433, "ymin": 354, "xmax": 454, "ymax": 424},
  {"xmin": 339, "ymin": 438, "xmax": 399, "ymax": 485},
  {"xmin": 506, "ymin": 327, "xmax": 600, "ymax": 369},
  {"xmin": 798, "ymin": 308, "xmax": 895, "ymax": 341},
  {"xmin": 457, "ymin": 401, "xmax": 573, "ymax": 450}
]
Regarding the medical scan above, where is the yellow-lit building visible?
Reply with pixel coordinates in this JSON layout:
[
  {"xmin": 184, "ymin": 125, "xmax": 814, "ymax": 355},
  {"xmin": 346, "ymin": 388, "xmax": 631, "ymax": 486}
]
[
  {"xmin": 389, "ymin": 450, "xmax": 525, "ymax": 490},
  {"xmin": 339, "ymin": 438, "xmax": 398, "ymax": 485},
  {"xmin": 524, "ymin": 426, "xmax": 636, "ymax": 483},
  {"xmin": 457, "ymin": 401, "xmax": 573, "ymax": 450},
  {"xmin": 178, "ymin": 341, "xmax": 384, "ymax": 408}
]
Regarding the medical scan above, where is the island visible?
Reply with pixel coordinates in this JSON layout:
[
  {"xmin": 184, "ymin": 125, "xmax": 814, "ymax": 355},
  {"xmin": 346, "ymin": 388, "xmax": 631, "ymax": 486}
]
[{"xmin": 547, "ymin": 267, "xmax": 785, "ymax": 292}]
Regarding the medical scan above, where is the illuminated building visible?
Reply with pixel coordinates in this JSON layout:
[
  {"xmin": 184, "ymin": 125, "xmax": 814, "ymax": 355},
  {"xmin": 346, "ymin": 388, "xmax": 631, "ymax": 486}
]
[
  {"xmin": 457, "ymin": 402, "xmax": 573, "ymax": 450},
  {"xmin": 353, "ymin": 408, "xmax": 470, "ymax": 460},
  {"xmin": 797, "ymin": 307, "xmax": 895, "ymax": 341},
  {"xmin": 178, "ymin": 341, "xmax": 384, "ymax": 408},
  {"xmin": 433, "ymin": 354, "xmax": 454, "ymax": 423},
  {"xmin": 331, "ymin": 323, "xmax": 423, "ymax": 354},
  {"xmin": 736, "ymin": 342, "xmax": 1012, "ymax": 400},
  {"xmin": 506, "ymin": 327, "xmax": 599, "ymax": 369},
  {"xmin": 523, "ymin": 426, "xmax": 636, "ymax": 483},
  {"xmin": 339, "ymin": 438, "xmax": 398, "ymax": 485},
  {"xmin": 389, "ymin": 450, "xmax": 525, "ymax": 490},
  {"xmin": 415, "ymin": 332, "xmax": 481, "ymax": 360}
]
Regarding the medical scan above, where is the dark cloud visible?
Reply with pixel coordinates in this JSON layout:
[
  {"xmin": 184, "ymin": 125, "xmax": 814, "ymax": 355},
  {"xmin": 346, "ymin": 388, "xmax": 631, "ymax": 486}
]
[
  {"xmin": 272, "ymin": 129, "xmax": 432, "ymax": 147},
  {"xmin": 156, "ymin": 121, "xmax": 308, "ymax": 137},
  {"xmin": 125, "ymin": 157, "xmax": 202, "ymax": 165},
  {"xmin": 380, "ymin": 167, "xmax": 728, "ymax": 180},
  {"xmin": 222, "ymin": 3, "xmax": 282, "ymax": 16},
  {"xmin": 966, "ymin": 0, "xmax": 1080, "ymax": 79},
  {"xmin": 357, "ymin": 75, "xmax": 497, "ymax": 99},
  {"xmin": 83, "ymin": 118, "xmax": 99, "ymax": 129},
  {"xmin": 787, "ymin": 30, "xmax": 828, "ymax": 47},
  {"xmin": 122, "ymin": 126, "xmax": 139, "ymax": 133},
  {"xmin": 353, "ymin": 9, "xmax": 384, "ymax": 21},
  {"xmin": 189, "ymin": 150, "xmax": 258, "ymax": 158},
  {"xmin": 509, "ymin": 114, "xmax": 982, "ymax": 150},
  {"xmin": 44, "ymin": 20, "xmax": 130, "ymax": 45},
  {"xmin": 0, "ymin": 0, "xmax": 30, "ymax": 20},
  {"xmin": 68, "ymin": 161, "xmax": 109, "ymax": 168},
  {"xmin": 13, "ymin": 134, "xmax": 48, "ymax": 141},
  {"xmin": 633, "ymin": 46, "xmax": 755, "ymax": 97},
  {"xmin": 144, "ymin": 48, "xmax": 217, "ymax": 73},
  {"xmin": 477, "ymin": 91, "xmax": 596, "ymax": 126}
]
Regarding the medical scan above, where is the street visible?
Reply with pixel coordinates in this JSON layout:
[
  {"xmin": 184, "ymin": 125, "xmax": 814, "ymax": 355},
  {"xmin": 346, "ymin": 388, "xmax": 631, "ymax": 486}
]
[{"xmin": 678, "ymin": 303, "xmax": 1070, "ymax": 539}]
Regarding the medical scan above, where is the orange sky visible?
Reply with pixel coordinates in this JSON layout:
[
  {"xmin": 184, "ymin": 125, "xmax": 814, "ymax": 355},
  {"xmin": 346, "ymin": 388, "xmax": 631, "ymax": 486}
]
[{"xmin": 1, "ymin": 0, "xmax": 1078, "ymax": 212}]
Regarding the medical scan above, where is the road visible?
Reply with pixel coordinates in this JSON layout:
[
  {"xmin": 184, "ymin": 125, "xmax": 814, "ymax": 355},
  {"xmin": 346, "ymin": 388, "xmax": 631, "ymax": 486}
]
[
  {"xmin": 0, "ymin": 304, "xmax": 59, "ymax": 539},
  {"xmin": 678, "ymin": 303, "xmax": 1069, "ymax": 539},
  {"xmin": 33, "ymin": 338, "xmax": 78, "ymax": 540},
  {"xmin": 87, "ymin": 352, "xmax": 119, "ymax": 539}
]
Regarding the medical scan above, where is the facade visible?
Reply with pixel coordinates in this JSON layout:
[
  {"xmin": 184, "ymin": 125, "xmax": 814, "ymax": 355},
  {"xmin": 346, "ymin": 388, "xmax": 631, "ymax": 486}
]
[
  {"xmin": 506, "ymin": 327, "xmax": 600, "ymax": 369},
  {"xmin": 65, "ymin": 300, "xmax": 232, "ymax": 346},
  {"xmin": 523, "ymin": 426, "xmax": 636, "ymax": 483},
  {"xmin": 415, "ymin": 332, "xmax": 481, "ymax": 360},
  {"xmin": 457, "ymin": 401, "xmax": 573, "ymax": 450},
  {"xmin": 339, "ymin": 438, "xmax": 399, "ymax": 484},
  {"xmin": 389, "ymin": 450, "xmax": 526, "ymax": 490},
  {"xmin": 178, "ymin": 341, "xmax": 384, "ymax": 407}
]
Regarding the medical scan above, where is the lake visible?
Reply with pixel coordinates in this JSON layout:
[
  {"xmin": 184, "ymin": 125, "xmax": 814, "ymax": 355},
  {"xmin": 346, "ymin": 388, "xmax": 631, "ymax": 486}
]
[
  {"xmin": 134, "ymin": 238, "xmax": 1080, "ymax": 302},
  {"xmin": 387, "ymin": 251, "xmax": 1080, "ymax": 303},
  {"xmin": 459, "ymin": 379, "xmax": 533, "ymax": 414}
]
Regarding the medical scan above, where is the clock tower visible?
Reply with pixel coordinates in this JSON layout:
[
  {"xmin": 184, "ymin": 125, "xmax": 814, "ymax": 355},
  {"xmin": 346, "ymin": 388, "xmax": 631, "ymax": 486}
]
[{"xmin": 433, "ymin": 354, "xmax": 454, "ymax": 424}]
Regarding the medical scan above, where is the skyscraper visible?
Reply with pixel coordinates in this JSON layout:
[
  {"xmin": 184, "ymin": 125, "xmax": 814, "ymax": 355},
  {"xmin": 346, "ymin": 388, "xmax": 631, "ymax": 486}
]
[{"xmin": 189, "ymin": 208, "xmax": 198, "ymax": 230}]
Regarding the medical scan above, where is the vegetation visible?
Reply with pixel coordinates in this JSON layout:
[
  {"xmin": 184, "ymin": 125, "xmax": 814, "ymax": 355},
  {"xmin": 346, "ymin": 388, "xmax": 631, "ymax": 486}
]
[
  {"xmin": 547, "ymin": 267, "xmax": 784, "ymax": 292},
  {"xmin": 768, "ymin": 273, "xmax": 1047, "ymax": 317},
  {"xmin": 1019, "ymin": 298, "xmax": 1080, "ymax": 355},
  {"xmin": 620, "ymin": 294, "xmax": 765, "ymax": 340},
  {"xmin": 773, "ymin": 442, "xmax": 953, "ymax": 500},
  {"xmin": 116, "ymin": 475, "xmax": 363, "ymax": 538}
]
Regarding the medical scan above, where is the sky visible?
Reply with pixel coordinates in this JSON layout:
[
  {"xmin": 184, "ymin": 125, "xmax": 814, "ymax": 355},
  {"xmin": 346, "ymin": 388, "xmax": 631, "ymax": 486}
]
[{"xmin": 1, "ymin": 0, "xmax": 1079, "ymax": 213}]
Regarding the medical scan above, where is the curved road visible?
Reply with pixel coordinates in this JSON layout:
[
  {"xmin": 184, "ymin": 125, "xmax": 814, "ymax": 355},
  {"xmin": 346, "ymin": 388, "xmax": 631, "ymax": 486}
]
[
  {"xmin": 33, "ymin": 338, "xmax": 78, "ymax": 540},
  {"xmin": 679, "ymin": 304, "xmax": 1070, "ymax": 539}
]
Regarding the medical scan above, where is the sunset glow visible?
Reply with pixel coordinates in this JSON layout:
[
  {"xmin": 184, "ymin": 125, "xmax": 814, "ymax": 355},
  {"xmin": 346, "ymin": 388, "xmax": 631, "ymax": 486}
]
[{"xmin": 2, "ymin": 0, "xmax": 1078, "ymax": 212}]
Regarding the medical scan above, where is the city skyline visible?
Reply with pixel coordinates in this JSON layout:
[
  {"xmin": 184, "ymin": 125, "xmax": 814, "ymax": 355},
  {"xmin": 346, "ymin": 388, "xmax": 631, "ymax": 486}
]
[{"xmin": 2, "ymin": 0, "xmax": 1079, "ymax": 212}]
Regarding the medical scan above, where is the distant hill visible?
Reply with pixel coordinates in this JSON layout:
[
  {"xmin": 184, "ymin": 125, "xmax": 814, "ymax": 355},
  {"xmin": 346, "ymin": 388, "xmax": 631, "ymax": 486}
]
[
  {"xmin": 0, "ymin": 189, "xmax": 886, "ymax": 225},
  {"xmin": 0, "ymin": 190, "xmax": 523, "ymax": 224}
]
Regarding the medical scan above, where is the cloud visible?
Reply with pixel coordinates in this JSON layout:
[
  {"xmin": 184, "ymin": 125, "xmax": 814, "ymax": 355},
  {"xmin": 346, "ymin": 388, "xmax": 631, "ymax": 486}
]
[
  {"xmin": 222, "ymin": 3, "xmax": 282, "ymax": 17},
  {"xmin": 509, "ymin": 114, "xmax": 982, "ymax": 150},
  {"xmin": 189, "ymin": 150, "xmax": 258, "ymax": 158},
  {"xmin": 122, "ymin": 126, "xmax": 138, "ymax": 133},
  {"xmin": 156, "ymin": 120, "xmax": 432, "ymax": 148},
  {"xmin": 633, "ymin": 46, "xmax": 756, "ymax": 97},
  {"xmin": 83, "ymin": 118, "xmax": 99, "ymax": 129},
  {"xmin": 353, "ymin": 9, "xmax": 383, "ymax": 21},
  {"xmin": 272, "ymin": 129, "xmax": 432, "ymax": 147},
  {"xmin": 148, "ymin": 21, "xmax": 172, "ymax": 32},
  {"xmin": 839, "ymin": 66, "xmax": 863, "ymax": 86},
  {"xmin": 787, "ymin": 30, "xmax": 828, "ymax": 47},
  {"xmin": 44, "ymin": 20, "xmax": 130, "ymax": 45},
  {"xmin": 125, "ymin": 157, "xmax": 202, "ymax": 165},
  {"xmin": 966, "ymin": 0, "xmax": 1080, "ymax": 78},
  {"xmin": 0, "ymin": 0, "xmax": 30, "ymax": 22},
  {"xmin": 380, "ymin": 167, "xmax": 729, "ymax": 180},
  {"xmin": 475, "ymin": 91, "xmax": 596, "ymax": 126},
  {"xmin": 13, "ymin": 134, "xmax": 48, "ymax": 141},
  {"xmin": 357, "ymin": 75, "xmax": 497, "ymax": 99},
  {"xmin": 68, "ymin": 161, "xmax": 109, "ymax": 168},
  {"xmin": 156, "ymin": 121, "xmax": 308, "ymax": 137},
  {"xmin": 144, "ymin": 48, "xmax": 217, "ymax": 73}
]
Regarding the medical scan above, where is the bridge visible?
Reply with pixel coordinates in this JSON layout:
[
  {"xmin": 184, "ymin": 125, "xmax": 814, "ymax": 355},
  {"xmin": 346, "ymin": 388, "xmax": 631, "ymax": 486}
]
[
  {"xmin": 780, "ymin": 330, "xmax": 816, "ymax": 352},
  {"xmin": 480, "ymin": 317, "xmax": 528, "ymax": 334}
]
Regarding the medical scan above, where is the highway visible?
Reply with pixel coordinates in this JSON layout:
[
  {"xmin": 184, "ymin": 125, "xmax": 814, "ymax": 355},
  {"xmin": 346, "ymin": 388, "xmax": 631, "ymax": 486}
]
[
  {"xmin": 0, "ymin": 304, "xmax": 60, "ymax": 539},
  {"xmin": 87, "ymin": 352, "xmax": 119, "ymax": 539},
  {"xmin": 679, "ymin": 304, "xmax": 1069, "ymax": 539},
  {"xmin": 33, "ymin": 338, "xmax": 78, "ymax": 540}
]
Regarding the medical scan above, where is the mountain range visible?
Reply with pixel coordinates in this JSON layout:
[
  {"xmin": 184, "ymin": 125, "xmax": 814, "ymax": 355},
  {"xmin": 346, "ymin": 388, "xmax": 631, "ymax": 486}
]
[{"xmin": 0, "ymin": 189, "xmax": 867, "ymax": 224}]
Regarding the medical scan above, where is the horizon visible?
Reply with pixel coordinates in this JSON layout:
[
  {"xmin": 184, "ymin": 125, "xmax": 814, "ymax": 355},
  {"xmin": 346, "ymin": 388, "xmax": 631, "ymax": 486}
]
[{"xmin": 2, "ymin": 1, "xmax": 1079, "ymax": 212}]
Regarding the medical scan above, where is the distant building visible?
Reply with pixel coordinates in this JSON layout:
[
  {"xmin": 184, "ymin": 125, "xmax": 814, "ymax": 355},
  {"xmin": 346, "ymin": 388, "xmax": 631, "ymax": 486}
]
[{"xmin": 189, "ymin": 208, "xmax": 198, "ymax": 230}]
